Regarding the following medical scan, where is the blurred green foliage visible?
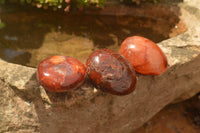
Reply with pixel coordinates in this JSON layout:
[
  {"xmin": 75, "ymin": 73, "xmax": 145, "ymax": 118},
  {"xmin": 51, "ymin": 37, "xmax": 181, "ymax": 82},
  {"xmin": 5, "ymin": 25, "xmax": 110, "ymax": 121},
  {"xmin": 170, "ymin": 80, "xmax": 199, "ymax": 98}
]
[
  {"xmin": 0, "ymin": 0, "xmax": 159, "ymax": 10},
  {"xmin": 0, "ymin": 0, "xmax": 105, "ymax": 9},
  {"xmin": 0, "ymin": 21, "xmax": 5, "ymax": 29}
]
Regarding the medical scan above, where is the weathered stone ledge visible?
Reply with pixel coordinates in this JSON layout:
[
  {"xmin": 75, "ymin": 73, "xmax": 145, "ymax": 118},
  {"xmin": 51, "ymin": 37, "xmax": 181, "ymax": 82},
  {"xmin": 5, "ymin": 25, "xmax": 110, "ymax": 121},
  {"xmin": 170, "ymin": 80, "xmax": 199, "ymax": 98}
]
[{"xmin": 0, "ymin": 0, "xmax": 200, "ymax": 132}]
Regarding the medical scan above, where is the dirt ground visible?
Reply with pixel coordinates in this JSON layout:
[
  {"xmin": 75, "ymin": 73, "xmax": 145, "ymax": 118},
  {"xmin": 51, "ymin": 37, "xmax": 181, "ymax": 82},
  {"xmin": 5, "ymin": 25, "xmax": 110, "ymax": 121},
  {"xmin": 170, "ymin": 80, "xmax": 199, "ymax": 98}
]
[{"xmin": 134, "ymin": 96, "xmax": 200, "ymax": 133}]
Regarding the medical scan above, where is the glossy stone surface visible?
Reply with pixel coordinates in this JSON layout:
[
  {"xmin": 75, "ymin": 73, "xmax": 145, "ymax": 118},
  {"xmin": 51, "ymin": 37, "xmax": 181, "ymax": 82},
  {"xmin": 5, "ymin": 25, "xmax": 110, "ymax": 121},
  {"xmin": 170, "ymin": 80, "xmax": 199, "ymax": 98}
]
[
  {"xmin": 37, "ymin": 56, "xmax": 86, "ymax": 92},
  {"xmin": 86, "ymin": 49, "xmax": 137, "ymax": 95},
  {"xmin": 120, "ymin": 36, "xmax": 168, "ymax": 75}
]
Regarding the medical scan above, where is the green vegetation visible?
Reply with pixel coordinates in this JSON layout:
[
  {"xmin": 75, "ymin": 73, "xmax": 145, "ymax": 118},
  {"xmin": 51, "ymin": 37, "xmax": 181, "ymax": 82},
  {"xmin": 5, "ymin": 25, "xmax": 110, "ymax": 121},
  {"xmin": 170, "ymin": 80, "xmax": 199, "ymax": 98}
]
[
  {"xmin": 0, "ymin": 21, "xmax": 5, "ymax": 29},
  {"xmin": 0, "ymin": 0, "xmax": 159, "ymax": 11},
  {"xmin": 0, "ymin": 0, "xmax": 105, "ymax": 10}
]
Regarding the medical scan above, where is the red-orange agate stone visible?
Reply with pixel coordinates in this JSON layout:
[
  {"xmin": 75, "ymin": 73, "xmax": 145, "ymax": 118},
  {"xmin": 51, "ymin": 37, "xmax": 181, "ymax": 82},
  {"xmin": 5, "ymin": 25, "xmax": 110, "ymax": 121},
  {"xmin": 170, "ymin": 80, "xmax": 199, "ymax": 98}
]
[
  {"xmin": 120, "ymin": 36, "xmax": 168, "ymax": 75},
  {"xmin": 37, "ymin": 56, "xmax": 86, "ymax": 92},
  {"xmin": 86, "ymin": 49, "xmax": 137, "ymax": 95}
]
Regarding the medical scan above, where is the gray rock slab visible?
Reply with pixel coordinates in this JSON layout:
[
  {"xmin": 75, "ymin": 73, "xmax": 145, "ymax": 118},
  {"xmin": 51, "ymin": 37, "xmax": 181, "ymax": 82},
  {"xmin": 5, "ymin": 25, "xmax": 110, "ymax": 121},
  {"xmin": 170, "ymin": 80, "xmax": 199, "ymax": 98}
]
[{"xmin": 0, "ymin": 0, "xmax": 200, "ymax": 132}]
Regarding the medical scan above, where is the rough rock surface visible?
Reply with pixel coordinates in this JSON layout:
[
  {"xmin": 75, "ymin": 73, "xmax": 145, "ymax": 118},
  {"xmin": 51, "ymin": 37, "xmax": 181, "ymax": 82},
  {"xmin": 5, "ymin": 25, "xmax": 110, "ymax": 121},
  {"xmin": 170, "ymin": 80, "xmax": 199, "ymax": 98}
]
[{"xmin": 0, "ymin": 0, "xmax": 200, "ymax": 133}]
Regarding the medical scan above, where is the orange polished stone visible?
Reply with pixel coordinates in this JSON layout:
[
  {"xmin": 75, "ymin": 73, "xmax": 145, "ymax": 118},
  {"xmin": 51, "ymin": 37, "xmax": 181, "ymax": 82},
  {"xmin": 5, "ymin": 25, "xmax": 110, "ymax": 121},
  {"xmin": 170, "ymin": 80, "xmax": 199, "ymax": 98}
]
[
  {"xmin": 120, "ymin": 36, "xmax": 168, "ymax": 75},
  {"xmin": 37, "ymin": 56, "xmax": 86, "ymax": 92},
  {"xmin": 86, "ymin": 49, "xmax": 137, "ymax": 95}
]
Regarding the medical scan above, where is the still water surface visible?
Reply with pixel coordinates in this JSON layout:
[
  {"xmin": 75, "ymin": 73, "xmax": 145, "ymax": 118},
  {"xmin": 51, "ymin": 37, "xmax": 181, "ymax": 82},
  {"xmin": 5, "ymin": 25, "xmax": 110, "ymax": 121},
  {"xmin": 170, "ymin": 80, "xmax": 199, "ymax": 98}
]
[{"xmin": 0, "ymin": 5, "xmax": 175, "ymax": 67}]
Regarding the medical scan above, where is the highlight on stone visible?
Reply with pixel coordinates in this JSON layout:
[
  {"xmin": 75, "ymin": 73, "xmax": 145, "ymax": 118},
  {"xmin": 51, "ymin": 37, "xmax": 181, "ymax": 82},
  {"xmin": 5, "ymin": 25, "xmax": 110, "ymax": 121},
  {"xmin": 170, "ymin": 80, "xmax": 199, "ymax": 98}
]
[
  {"xmin": 37, "ymin": 56, "xmax": 86, "ymax": 92},
  {"xmin": 120, "ymin": 36, "xmax": 168, "ymax": 75},
  {"xmin": 86, "ymin": 49, "xmax": 137, "ymax": 95}
]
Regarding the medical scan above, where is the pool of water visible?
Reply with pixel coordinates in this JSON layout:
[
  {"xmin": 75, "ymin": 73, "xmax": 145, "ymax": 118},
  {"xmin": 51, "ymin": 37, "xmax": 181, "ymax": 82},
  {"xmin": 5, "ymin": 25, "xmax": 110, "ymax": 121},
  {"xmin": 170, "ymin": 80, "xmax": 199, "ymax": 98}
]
[{"xmin": 0, "ymin": 5, "xmax": 178, "ymax": 68}]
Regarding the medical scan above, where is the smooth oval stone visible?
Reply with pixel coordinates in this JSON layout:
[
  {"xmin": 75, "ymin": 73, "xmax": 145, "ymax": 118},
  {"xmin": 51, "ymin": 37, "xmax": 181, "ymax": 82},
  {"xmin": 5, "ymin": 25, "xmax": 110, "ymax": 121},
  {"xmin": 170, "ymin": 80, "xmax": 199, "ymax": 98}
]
[
  {"xmin": 37, "ymin": 56, "xmax": 86, "ymax": 92},
  {"xmin": 86, "ymin": 49, "xmax": 137, "ymax": 96},
  {"xmin": 120, "ymin": 36, "xmax": 168, "ymax": 75}
]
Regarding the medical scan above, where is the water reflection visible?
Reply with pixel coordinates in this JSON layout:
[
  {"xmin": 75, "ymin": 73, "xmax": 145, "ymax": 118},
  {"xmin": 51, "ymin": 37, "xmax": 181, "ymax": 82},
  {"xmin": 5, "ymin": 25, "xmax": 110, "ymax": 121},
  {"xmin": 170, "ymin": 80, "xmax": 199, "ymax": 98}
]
[
  {"xmin": 3, "ymin": 49, "xmax": 26, "ymax": 60},
  {"xmin": 0, "ymin": 5, "xmax": 178, "ymax": 68},
  {"xmin": 4, "ymin": 35, "xmax": 18, "ymax": 41},
  {"xmin": 0, "ymin": 49, "xmax": 31, "ymax": 66}
]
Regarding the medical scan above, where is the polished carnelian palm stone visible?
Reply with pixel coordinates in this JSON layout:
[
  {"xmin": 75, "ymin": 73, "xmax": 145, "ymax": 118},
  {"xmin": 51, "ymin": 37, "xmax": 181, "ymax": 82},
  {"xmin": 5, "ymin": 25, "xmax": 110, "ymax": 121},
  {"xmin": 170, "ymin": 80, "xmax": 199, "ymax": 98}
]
[
  {"xmin": 86, "ymin": 49, "xmax": 137, "ymax": 95},
  {"xmin": 37, "ymin": 56, "xmax": 86, "ymax": 92},
  {"xmin": 120, "ymin": 36, "xmax": 168, "ymax": 75}
]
